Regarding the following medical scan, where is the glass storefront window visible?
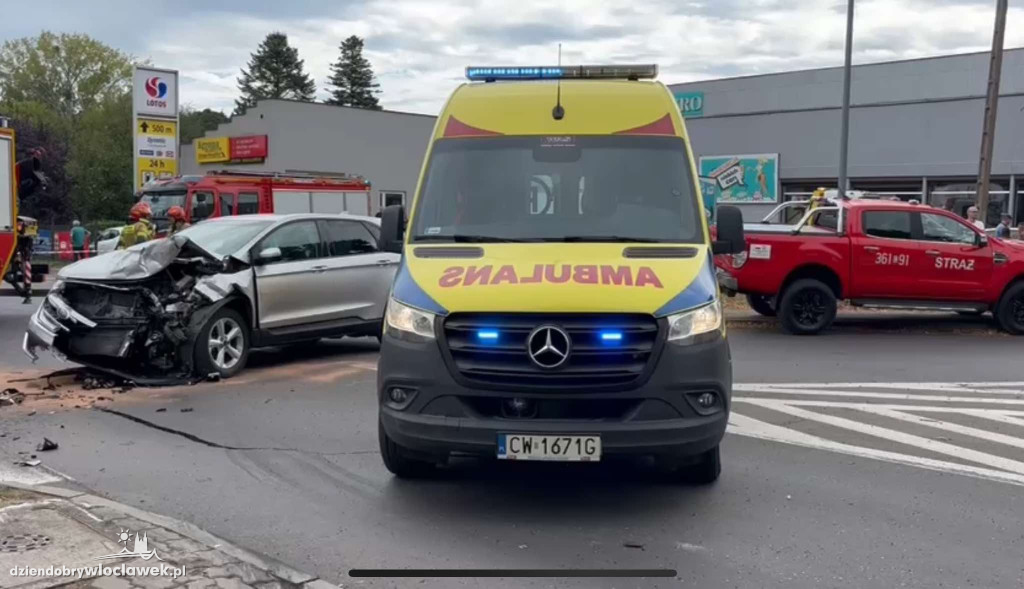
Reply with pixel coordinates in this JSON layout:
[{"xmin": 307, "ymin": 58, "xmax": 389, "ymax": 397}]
[{"xmin": 928, "ymin": 181, "xmax": 1008, "ymax": 227}]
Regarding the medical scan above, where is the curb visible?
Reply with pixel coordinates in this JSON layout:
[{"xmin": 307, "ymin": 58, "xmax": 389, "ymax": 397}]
[{"xmin": 1, "ymin": 479, "xmax": 340, "ymax": 589}]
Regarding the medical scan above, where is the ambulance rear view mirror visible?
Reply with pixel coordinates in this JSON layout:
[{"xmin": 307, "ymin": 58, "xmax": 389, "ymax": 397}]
[
  {"xmin": 712, "ymin": 205, "xmax": 745, "ymax": 255},
  {"xmin": 380, "ymin": 205, "xmax": 405, "ymax": 254}
]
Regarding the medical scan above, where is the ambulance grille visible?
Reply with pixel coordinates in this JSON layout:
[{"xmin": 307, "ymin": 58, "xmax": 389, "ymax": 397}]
[{"xmin": 441, "ymin": 313, "xmax": 662, "ymax": 391}]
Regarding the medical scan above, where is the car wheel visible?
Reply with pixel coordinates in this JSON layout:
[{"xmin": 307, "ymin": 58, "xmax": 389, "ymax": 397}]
[
  {"xmin": 778, "ymin": 278, "xmax": 837, "ymax": 335},
  {"xmin": 746, "ymin": 294, "xmax": 776, "ymax": 317},
  {"xmin": 194, "ymin": 307, "xmax": 250, "ymax": 379},
  {"xmin": 379, "ymin": 418, "xmax": 437, "ymax": 478},
  {"xmin": 996, "ymin": 282, "xmax": 1024, "ymax": 335},
  {"xmin": 666, "ymin": 446, "xmax": 721, "ymax": 485}
]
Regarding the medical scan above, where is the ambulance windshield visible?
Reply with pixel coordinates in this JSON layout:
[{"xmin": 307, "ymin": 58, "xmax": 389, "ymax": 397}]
[{"xmin": 411, "ymin": 136, "xmax": 702, "ymax": 243}]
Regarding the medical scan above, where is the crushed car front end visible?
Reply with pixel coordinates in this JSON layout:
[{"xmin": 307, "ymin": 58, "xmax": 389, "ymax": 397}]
[{"xmin": 24, "ymin": 233, "xmax": 256, "ymax": 383}]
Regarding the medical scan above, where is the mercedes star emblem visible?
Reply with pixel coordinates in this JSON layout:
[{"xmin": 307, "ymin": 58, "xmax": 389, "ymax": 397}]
[{"xmin": 527, "ymin": 325, "xmax": 571, "ymax": 369}]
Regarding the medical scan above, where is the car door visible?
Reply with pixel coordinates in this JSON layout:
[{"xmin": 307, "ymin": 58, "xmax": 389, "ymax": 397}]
[
  {"xmin": 253, "ymin": 220, "xmax": 332, "ymax": 330},
  {"xmin": 317, "ymin": 218, "xmax": 400, "ymax": 322},
  {"xmin": 916, "ymin": 211, "xmax": 993, "ymax": 301},
  {"xmin": 850, "ymin": 209, "xmax": 919, "ymax": 298}
]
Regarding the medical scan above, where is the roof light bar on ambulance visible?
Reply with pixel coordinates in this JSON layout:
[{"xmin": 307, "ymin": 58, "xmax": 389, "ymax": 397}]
[{"xmin": 465, "ymin": 64, "xmax": 658, "ymax": 82}]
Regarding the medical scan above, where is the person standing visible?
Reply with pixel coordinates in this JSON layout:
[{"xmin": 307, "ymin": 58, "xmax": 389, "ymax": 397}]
[
  {"xmin": 995, "ymin": 213, "xmax": 1013, "ymax": 239},
  {"xmin": 966, "ymin": 206, "xmax": 986, "ymax": 231},
  {"xmin": 118, "ymin": 202, "xmax": 155, "ymax": 249},
  {"xmin": 167, "ymin": 206, "xmax": 190, "ymax": 235},
  {"xmin": 70, "ymin": 220, "xmax": 89, "ymax": 261}
]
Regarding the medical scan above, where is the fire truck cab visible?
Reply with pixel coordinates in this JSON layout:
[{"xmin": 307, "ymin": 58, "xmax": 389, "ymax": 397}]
[{"xmin": 138, "ymin": 171, "xmax": 373, "ymax": 234}]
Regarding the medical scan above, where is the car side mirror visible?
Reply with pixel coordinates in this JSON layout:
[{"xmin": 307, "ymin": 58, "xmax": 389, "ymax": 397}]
[
  {"xmin": 978, "ymin": 234, "xmax": 989, "ymax": 248},
  {"xmin": 254, "ymin": 246, "xmax": 282, "ymax": 265},
  {"xmin": 712, "ymin": 205, "xmax": 745, "ymax": 254},
  {"xmin": 380, "ymin": 205, "xmax": 405, "ymax": 254}
]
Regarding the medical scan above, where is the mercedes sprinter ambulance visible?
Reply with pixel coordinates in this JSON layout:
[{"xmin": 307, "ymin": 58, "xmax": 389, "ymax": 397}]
[{"xmin": 376, "ymin": 64, "xmax": 745, "ymax": 483}]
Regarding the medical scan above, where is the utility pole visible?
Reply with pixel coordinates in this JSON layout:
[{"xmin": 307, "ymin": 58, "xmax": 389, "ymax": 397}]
[
  {"xmin": 976, "ymin": 0, "xmax": 1008, "ymax": 225},
  {"xmin": 837, "ymin": 0, "xmax": 855, "ymax": 199}
]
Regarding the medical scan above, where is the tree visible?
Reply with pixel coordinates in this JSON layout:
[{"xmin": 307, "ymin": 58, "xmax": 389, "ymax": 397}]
[
  {"xmin": 180, "ymin": 106, "xmax": 229, "ymax": 144},
  {"xmin": 0, "ymin": 31, "xmax": 133, "ymax": 120},
  {"xmin": 235, "ymin": 33, "xmax": 316, "ymax": 115},
  {"xmin": 67, "ymin": 91, "xmax": 134, "ymax": 222},
  {"xmin": 325, "ymin": 35, "xmax": 381, "ymax": 109}
]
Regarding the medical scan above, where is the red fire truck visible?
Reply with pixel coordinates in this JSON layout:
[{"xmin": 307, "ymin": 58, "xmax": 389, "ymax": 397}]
[
  {"xmin": 716, "ymin": 196, "xmax": 1024, "ymax": 335},
  {"xmin": 137, "ymin": 171, "xmax": 373, "ymax": 234},
  {"xmin": 1, "ymin": 126, "xmax": 47, "ymax": 298}
]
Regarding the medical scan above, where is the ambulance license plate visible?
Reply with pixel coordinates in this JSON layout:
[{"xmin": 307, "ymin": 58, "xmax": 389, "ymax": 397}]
[{"xmin": 497, "ymin": 434, "xmax": 601, "ymax": 462}]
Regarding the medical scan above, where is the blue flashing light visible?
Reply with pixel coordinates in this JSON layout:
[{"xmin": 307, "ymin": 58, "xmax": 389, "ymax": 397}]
[
  {"xmin": 465, "ymin": 64, "xmax": 658, "ymax": 82},
  {"xmin": 477, "ymin": 329, "xmax": 499, "ymax": 341},
  {"xmin": 600, "ymin": 331, "xmax": 623, "ymax": 343}
]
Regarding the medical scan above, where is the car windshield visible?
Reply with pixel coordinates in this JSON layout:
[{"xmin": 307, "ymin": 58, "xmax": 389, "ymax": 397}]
[
  {"xmin": 140, "ymin": 191, "xmax": 187, "ymax": 218},
  {"xmin": 410, "ymin": 136, "xmax": 702, "ymax": 243},
  {"xmin": 175, "ymin": 219, "xmax": 274, "ymax": 257}
]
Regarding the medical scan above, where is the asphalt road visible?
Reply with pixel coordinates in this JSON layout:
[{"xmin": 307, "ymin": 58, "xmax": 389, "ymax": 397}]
[{"xmin": 2, "ymin": 298, "xmax": 1024, "ymax": 588}]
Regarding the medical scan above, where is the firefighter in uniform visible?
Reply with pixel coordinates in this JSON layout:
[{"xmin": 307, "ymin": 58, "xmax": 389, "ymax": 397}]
[
  {"xmin": 118, "ymin": 202, "xmax": 155, "ymax": 249},
  {"xmin": 167, "ymin": 205, "xmax": 190, "ymax": 235},
  {"xmin": 13, "ymin": 217, "xmax": 37, "ymax": 304}
]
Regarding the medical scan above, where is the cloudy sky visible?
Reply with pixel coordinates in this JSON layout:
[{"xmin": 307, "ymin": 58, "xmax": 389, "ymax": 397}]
[{"xmin": 3, "ymin": 0, "xmax": 1024, "ymax": 115}]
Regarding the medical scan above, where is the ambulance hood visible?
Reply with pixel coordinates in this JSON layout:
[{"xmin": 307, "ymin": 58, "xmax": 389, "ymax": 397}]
[{"xmin": 395, "ymin": 243, "xmax": 717, "ymax": 317}]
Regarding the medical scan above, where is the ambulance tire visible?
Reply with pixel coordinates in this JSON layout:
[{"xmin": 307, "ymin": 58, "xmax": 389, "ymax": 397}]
[
  {"xmin": 746, "ymin": 294, "xmax": 776, "ymax": 317},
  {"xmin": 995, "ymin": 282, "xmax": 1024, "ymax": 335},
  {"xmin": 379, "ymin": 418, "xmax": 437, "ymax": 478},
  {"xmin": 778, "ymin": 279, "xmax": 837, "ymax": 335}
]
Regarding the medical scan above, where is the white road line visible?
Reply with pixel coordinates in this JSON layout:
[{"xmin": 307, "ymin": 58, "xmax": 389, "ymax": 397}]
[
  {"xmin": 738, "ymin": 402, "xmax": 1024, "ymax": 417},
  {"xmin": 734, "ymin": 387, "xmax": 1024, "ymax": 404},
  {"xmin": 830, "ymin": 404, "xmax": 1024, "ymax": 452},
  {"xmin": 728, "ymin": 413, "xmax": 1024, "ymax": 487},
  {"xmin": 735, "ymin": 382, "xmax": 1024, "ymax": 391},
  {"xmin": 738, "ymin": 398, "xmax": 1024, "ymax": 475}
]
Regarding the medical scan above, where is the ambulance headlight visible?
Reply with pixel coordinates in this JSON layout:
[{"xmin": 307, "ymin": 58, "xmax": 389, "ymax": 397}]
[
  {"xmin": 385, "ymin": 297, "xmax": 436, "ymax": 341},
  {"xmin": 666, "ymin": 300, "xmax": 723, "ymax": 345}
]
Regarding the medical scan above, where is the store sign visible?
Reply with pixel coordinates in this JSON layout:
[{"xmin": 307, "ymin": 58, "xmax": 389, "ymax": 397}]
[
  {"xmin": 195, "ymin": 137, "xmax": 230, "ymax": 164},
  {"xmin": 698, "ymin": 153, "xmax": 779, "ymax": 205},
  {"xmin": 230, "ymin": 135, "xmax": 268, "ymax": 160},
  {"xmin": 674, "ymin": 91, "xmax": 704, "ymax": 118}
]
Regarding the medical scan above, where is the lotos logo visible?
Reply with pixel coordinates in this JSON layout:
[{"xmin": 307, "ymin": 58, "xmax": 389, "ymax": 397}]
[{"xmin": 145, "ymin": 77, "xmax": 167, "ymax": 99}]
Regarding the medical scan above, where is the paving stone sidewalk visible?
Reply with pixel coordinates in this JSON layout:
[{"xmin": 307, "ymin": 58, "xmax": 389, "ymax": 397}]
[{"xmin": 0, "ymin": 484, "xmax": 339, "ymax": 589}]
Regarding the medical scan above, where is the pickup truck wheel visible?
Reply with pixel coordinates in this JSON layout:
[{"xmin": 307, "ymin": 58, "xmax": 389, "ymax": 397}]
[
  {"xmin": 778, "ymin": 279, "xmax": 837, "ymax": 335},
  {"xmin": 996, "ymin": 282, "xmax": 1024, "ymax": 335},
  {"xmin": 746, "ymin": 294, "xmax": 776, "ymax": 317},
  {"xmin": 194, "ymin": 308, "xmax": 250, "ymax": 379},
  {"xmin": 379, "ymin": 418, "xmax": 437, "ymax": 478}
]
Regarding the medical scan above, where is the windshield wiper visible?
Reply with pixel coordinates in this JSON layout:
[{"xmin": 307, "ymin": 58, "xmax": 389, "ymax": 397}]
[
  {"xmin": 557, "ymin": 236, "xmax": 666, "ymax": 243},
  {"xmin": 413, "ymin": 234, "xmax": 528, "ymax": 243}
]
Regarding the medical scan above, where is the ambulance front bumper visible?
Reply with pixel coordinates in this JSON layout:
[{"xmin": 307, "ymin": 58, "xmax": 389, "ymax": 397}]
[{"xmin": 377, "ymin": 328, "xmax": 731, "ymax": 460}]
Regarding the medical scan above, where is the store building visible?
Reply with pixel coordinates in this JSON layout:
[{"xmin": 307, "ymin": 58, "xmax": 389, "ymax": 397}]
[
  {"xmin": 669, "ymin": 48, "xmax": 1024, "ymax": 225},
  {"xmin": 180, "ymin": 99, "xmax": 437, "ymax": 215}
]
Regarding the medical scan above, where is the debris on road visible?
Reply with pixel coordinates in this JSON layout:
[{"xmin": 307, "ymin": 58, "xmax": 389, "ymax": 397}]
[
  {"xmin": 36, "ymin": 438, "xmax": 58, "ymax": 452},
  {"xmin": 17, "ymin": 459, "xmax": 41, "ymax": 467},
  {"xmin": 27, "ymin": 410, "xmax": 36, "ymax": 416},
  {"xmin": 156, "ymin": 408, "xmax": 167, "ymax": 412},
  {"xmin": 180, "ymin": 407, "xmax": 194, "ymax": 413},
  {"xmin": 0, "ymin": 388, "xmax": 26, "ymax": 406},
  {"xmin": 623, "ymin": 541, "xmax": 645, "ymax": 550}
]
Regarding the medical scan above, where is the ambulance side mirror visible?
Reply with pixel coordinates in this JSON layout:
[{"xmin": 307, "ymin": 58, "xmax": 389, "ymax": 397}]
[
  {"xmin": 380, "ymin": 205, "xmax": 405, "ymax": 254},
  {"xmin": 713, "ymin": 205, "xmax": 745, "ymax": 254}
]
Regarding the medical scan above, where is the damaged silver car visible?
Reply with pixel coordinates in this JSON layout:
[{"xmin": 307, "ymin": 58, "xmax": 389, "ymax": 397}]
[{"xmin": 24, "ymin": 214, "xmax": 399, "ymax": 383}]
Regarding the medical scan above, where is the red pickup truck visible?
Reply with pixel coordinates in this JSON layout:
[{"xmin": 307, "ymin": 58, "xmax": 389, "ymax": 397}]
[{"xmin": 715, "ymin": 197, "xmax": 1024, "ymax": 335}]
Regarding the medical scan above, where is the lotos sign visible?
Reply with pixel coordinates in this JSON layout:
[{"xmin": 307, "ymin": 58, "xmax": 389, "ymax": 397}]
[
  {"xmin": 438, "ymin": 264, "xmax": 664, "ymax": 288},
  {"xmin": 133, "ymin": 67, "xmax": 178, "ymax": 117}
]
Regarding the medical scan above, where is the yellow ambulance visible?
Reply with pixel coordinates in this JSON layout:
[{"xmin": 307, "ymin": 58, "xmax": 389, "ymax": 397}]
[{"xmin": 376, "ymin": 64, "xmax": 745, "ymax": 483}]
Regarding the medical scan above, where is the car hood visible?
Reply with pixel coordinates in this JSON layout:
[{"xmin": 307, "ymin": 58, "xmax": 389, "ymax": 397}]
[
  {"xmin": 396, "ymin": 243, "xmax": 717, "ymax": 317},
  {"xmin": 58, "ymin": 235, "xmax": 219, "ymax": 281}
]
